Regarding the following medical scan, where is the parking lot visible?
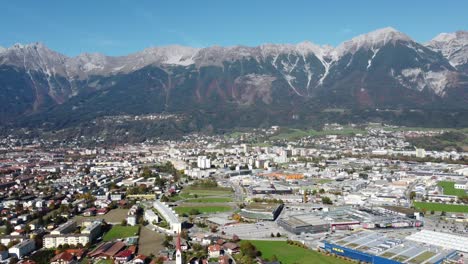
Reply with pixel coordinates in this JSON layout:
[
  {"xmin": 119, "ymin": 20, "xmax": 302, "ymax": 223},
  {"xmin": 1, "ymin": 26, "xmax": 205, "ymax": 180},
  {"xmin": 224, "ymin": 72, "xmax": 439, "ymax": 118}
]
[{"xmin": 221, "ymin": 221, "xmax": 289, "ymax": 239}]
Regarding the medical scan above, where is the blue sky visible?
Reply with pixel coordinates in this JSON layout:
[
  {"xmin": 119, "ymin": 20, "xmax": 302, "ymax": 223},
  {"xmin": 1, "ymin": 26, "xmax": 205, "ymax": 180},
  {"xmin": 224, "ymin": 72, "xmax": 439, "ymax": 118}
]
[{"xmin": 1, "ymin": 0, "xmax": 467, "ymax": 56}]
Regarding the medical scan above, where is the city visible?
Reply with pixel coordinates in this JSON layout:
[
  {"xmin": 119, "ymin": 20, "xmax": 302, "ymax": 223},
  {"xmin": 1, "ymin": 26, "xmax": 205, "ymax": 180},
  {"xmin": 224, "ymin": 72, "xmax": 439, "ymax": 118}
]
[
  {"xmin": 0, "ymin": 124, "xmax": 467, "ymax": 263},
  {"xmin": 1, "ymin": 1, "xmax": 467, "ymax": 263}
]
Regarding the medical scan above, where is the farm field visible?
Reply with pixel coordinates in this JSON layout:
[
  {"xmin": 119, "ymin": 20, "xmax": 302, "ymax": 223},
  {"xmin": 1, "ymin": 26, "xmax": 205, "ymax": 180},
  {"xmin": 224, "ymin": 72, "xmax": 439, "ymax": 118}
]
[
  {"xmin": 248, "ymin": 240, "xmax": 350, "ymax": 264},
  {"xmin": 413, "ymin": 202, "xmax": 468, "ymax": 213},
  {"xmin": 103, "ymin": 225, "xmax": 140, "ymax": 241}
]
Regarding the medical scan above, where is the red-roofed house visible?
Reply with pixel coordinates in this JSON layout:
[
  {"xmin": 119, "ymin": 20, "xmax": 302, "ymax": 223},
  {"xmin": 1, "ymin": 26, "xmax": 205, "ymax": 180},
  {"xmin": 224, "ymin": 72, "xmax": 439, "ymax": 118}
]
[
  {"xmin": 222, "ymin": 242, "xmax": 239, "ymax": 254},
  {"xmin": 50, "ymin": 251, "xmax": 77, "ymax": 264},
  {"xmin": 208, "ymin": 244, "xmax": 222, "ymax": 258},
  {"xmin": 114, "ymin": 249, "xmax": 133, "ymax": 263}
]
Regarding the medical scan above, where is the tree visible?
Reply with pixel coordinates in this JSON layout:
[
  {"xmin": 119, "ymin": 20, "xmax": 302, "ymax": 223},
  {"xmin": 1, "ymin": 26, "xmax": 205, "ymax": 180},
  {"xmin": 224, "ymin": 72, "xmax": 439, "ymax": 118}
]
[
  {"xmin": 188, "ymin": 209, "xmax": 200, "ymax": 215},
  {"xmin": 180, "ymin": 230, "xmax": 189, "ymax": 240},
  {"xmin": 0, "ymin": 244, "xmax": 7, "ymax": 251},
  {"xmin": 7, "ymin": 240, "xmax": 20, "ymax": 248},
  {"xmin": 321, "ymin": 197, "xmax": 333, "ymax": 205},
  {"xmin": 231, "ymin": 234, "xmax": 240, "ymax": 242},
  {"xmin": 121, "ymin": 219, "xmax": 127, "ymax": 226},
  {"xmin": 409, "ymin": 191, "xmax": 416, "ymax": 200},
  {"xmin": 358, "ymin": 173, "xmax": 368, "ymax": 180},
  {"xmin": 319, "ymin": 188, "xmax": 325, "ymax": 194},
  {"xmin": 276, "ymin": 232, "xmax": 281, "ymax": 237},
  {"xmin": 162, "ymin": 235, "xmax": 173, "ymax": 248},
  {"xmin": 240, "ymin": 241, "xmax": 258, "ymax": 259},
  {"xmin": 441, "ymin": 211, "xmax": 446, "ymax": 216},
  {"xmin": 4, "ymin": 222, "xmax": 13, "ymax": 235},
  {"xmin": 160, "ymin": 195, "xmax": 169, "ymax": 202},
  {"xmin": 37, "ymin": 216, "xmax": 44, "ymax": 227}
]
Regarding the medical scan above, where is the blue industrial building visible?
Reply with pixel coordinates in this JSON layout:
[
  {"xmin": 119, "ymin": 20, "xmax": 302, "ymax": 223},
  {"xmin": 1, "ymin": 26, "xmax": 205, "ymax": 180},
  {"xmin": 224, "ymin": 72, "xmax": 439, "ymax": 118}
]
[
  {"xmin": 324, "ymin": 242, "xmax": 402, "ymax": 264},
  {"xmin": 323, "ymin": 242, "xmax": 459, "ymax": 264}
]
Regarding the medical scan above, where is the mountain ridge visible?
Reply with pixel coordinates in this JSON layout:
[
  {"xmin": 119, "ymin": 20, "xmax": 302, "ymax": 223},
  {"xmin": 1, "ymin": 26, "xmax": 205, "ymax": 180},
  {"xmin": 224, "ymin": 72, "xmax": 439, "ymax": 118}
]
[{"xmin": 0, "ymin": 27, "xmax": 467, "ymax": 133}]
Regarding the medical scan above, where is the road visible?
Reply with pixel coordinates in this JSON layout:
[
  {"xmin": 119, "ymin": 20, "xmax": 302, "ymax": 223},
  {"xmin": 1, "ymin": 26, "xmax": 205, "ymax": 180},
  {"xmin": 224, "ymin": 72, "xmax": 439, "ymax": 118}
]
[{"xmin": 405, "ymin": 179, "xmax": 419, "ymax": 206}]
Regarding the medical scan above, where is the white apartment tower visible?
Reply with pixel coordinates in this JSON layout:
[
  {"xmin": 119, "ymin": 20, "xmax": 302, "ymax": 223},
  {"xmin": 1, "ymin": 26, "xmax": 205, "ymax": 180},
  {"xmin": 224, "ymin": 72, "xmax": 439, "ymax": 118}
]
[{"xmin": 197, "ymin": 156, "xmax": 211, "ymax": 169}]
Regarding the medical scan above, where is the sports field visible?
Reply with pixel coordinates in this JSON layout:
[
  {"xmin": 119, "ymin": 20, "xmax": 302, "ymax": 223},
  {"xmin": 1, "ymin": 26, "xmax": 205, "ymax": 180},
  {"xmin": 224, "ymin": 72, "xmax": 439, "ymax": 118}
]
[
  {"xmin": 248, "ymin": 240, "xmax": 350, "ymax": 264},
  {"xmin": 174, "ymin": 205, "xmax": 232, "ymax": 215},
  {"xmin": 413, "ymin": 202, "xmax": 468, "ymax": 213},
  {"xmin": 103, "ymin": 225, "xmax": 140, "ymax": 241},
  {"xmin": 179, "ymin": 186, "xmax": 233, "ymax": 198},
  {"xmin": 185, "ymin": 197, "xmax": 233, "ymax": 203},
  {"xmin": 174, "ymin": 186, "xmax": 234, "ymax": 215}
]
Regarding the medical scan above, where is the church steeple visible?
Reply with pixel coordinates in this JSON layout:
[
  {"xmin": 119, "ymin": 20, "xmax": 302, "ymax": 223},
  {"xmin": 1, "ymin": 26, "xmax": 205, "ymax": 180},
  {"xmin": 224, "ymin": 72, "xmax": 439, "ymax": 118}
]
[{"xmin": 176, "ymin": 232, "xmax": 183, "ymax": 264}]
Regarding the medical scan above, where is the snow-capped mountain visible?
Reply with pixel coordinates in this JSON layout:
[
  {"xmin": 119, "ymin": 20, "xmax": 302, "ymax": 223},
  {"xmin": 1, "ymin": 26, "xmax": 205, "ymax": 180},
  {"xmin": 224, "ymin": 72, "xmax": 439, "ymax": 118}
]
[
  {"xmin": 333, "ymin": 27, "xmax": 412, "ymax": 58},
  {"xmin": 426, "ymin": 31, "xmax": 468, "ymax": 73},
  {"xmin": 0, "ymin": 27, "xmax": 467, "ymax": 127}
]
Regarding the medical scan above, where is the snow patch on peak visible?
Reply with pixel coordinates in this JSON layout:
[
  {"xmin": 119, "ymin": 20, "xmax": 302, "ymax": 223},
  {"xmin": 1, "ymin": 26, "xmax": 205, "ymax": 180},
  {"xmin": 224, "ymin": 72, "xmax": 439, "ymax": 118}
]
[
  {"xmin": 427, "ymin": 31, "xmax": 468, "ymax": 68},
  {"xmin": 432, "ymin": 32, "xmax": 457, "ymax": 43},
  {"xmin": 430, "ymin": 31, "xmax": 468, "ymax": 43},
  {"xmin": 12, "ymin": 43, "xmax": 26, "ymax": 49},
  {"xmin": 259, "ymin": 41, "xmax": 331, "ymax": 58},
  {"xmin": 0, "ymin": 46, "xmax": 5, "ymax": 54},
  {"xmin": 335, "ymin": 27, "xmax": 412, "ymax": 58},
  {"xmin": 13, "ymin": 42, "xmax": 50, "ymax": 52},
  {"xmin": 138, "ymin": 45, "xmax": 200, "ymax": 66},
  {"xmin": 295, "ymin": 41, "xmax": 326, "ymax": 55}
]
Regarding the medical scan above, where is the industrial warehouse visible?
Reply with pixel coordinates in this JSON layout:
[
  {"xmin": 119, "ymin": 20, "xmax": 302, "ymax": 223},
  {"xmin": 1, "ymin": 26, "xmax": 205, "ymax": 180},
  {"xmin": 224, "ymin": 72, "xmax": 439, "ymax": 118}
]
[
  {"xmin": 323, "ymin": 230, "xmax": 464, "ymax": 264},
  {"xmin": 278, "ymin": 206, "xmax": 423, "ymax": 234}
]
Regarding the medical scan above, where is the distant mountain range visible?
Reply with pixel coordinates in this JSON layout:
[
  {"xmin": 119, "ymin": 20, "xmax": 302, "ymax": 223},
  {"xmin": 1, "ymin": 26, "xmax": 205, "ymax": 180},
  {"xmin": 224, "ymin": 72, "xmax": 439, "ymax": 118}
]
[{"xmin": 1, "ymin": 27, "xmax": 467, "ymax": 135}]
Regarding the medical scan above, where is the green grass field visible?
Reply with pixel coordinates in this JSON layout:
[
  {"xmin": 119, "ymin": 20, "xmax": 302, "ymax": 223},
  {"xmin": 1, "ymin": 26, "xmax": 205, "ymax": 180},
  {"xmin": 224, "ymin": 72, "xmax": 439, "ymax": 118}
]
[
  {"xmin": 103, "ymin": 225, "xmax": 140, "ymax": 241},
  {"xmin": 414, "ymin": 202, "xmax": 468, "ymax": 213},
  {"xmin": 316, "ymin": 179, "xmax": 334, "ymax": 184},
  {"xmin": 270, "ymin": 128, "xmax": 366, "ymax": 140},
  {"xmin": 186, "ymin": 197, "xmax": 233, "ymax": 203},
  {"xmin": 438, "ymin": 181, "xmax": 467, "ymax": 197},
  {"xmin": 174, "ymin": 205, "xmax": 232, "ymax": 214},
  {"xmin": 248, "ymin": 240, "xmax": 350, "ymax": 264},
  {"xmin": 179, "ymin": 186, "xmax": 233, "ymax": 198}
]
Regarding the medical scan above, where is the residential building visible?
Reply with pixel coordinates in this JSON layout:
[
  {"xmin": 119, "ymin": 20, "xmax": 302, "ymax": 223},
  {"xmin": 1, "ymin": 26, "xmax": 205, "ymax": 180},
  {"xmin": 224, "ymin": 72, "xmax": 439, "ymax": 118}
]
[{"xmin": 8, "ymin": 239, "xmax": 35, "ymax": 259}]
